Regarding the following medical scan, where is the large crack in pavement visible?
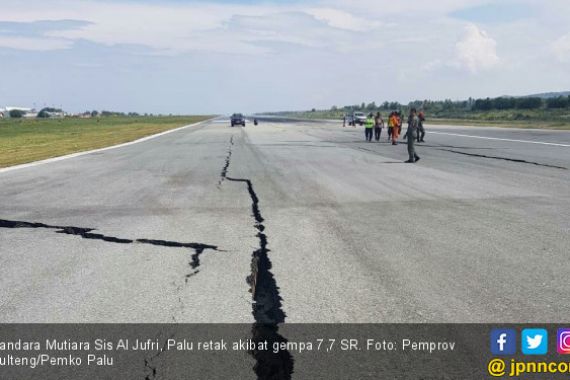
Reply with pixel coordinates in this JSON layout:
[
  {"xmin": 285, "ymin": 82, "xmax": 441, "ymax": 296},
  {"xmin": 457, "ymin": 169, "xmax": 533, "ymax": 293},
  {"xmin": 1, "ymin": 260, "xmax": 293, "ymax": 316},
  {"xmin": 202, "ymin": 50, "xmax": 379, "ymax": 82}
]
[
  {"xmin": 0, "ymin": 219, "xmax": 218, "ymax": 279},
  {"xmin": 0, "ymin": 217, "xmax": 220, "ymax": 377},
  {"xmin": 436, "ymin": 148, "xmax": 567, "ymax": 170},
  {"xmin": 218, "ymin": 135, "xmax": 234, "ymax": 186},
  {"xmin": 220, "ymin": 135, "xmax": 294, "ymax": 379}
]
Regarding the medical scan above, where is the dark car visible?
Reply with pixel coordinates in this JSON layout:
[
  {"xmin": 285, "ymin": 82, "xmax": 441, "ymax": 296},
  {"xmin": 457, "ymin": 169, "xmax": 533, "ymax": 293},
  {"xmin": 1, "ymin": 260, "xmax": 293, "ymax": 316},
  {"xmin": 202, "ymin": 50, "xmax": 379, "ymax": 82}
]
[{"xmin": 231, "ymin": 113, "xmax": 246, "ymax": 127}]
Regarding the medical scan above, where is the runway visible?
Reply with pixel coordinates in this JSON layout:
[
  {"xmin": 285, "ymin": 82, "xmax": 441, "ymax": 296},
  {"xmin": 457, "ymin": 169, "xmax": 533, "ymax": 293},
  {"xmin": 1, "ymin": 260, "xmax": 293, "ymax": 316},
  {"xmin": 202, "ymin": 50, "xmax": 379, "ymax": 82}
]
[{"xmin": 1, "ymin": 117, "xmax": 568, "ymax": 322}]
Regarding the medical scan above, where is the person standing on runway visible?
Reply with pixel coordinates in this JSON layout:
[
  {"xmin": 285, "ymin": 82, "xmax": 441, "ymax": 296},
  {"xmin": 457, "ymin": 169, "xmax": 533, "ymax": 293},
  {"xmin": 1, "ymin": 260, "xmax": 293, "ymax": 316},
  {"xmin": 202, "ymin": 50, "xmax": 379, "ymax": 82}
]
[
  {"xmin": 390, "ymin": 112, "xmax": 400, "ymax": 145},
  {"xmin": 405, "ymin": 108, "xmax": 421, "ymax": 163},
  {"xmin": 417, "ymin": 110, "xmax": 426, "ymax": 142},
  {"xmin": 364, "ymin": 113, "xmax": 374, "ymax": 142},
  {"xmin": 374, "ymin": 112, "xmax": 384, "ymax": 141},
  {"xmin": 387, "ymin": 112, "xmax": 394, "ymax": 140}
]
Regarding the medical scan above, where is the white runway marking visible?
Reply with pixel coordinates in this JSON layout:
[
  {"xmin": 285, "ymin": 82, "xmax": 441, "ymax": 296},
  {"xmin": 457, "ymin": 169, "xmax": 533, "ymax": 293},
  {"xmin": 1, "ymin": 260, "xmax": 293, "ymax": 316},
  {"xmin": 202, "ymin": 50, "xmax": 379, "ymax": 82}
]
[{"xmin": 429, "ymin": 131, "xmax": 570, "ymax": 147}]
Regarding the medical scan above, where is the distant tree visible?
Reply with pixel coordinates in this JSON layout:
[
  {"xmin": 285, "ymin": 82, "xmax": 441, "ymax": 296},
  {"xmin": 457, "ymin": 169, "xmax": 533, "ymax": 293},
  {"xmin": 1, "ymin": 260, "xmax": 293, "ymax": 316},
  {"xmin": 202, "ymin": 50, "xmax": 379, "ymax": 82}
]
[
  {"xmin": 101, "ymin": 110, "xmax": 126, "ymax": 117},
  {"xmin": 546, "ymin": 96, "xmax": 569, "ymax": 109},
  {"xmin": 91, "ymin": 110, "xmax": 99, "ymax": 117},
  {"xmin": 366, "ymin": 102, "xmax": 376, "ymax": 111},
  {"xmin": 311, "ymin": 108, "xmax": 316, "ymax": 112},
  {"xmin": 37, "ymin": 107, "xmax": 62, "ymax": 118},
  {"xmin": 515, "ymin": 97, "xmax": 542, "ymax": 110},
  {"xmin": 360, "ymin": 102, "xmax": 366, "ymax": 110},
  {"xmin": 408, "ymin": 100, "xmax": 423, "ymax": 110},
  {"xmin": 9, "ymin": 109, "xmax": 25, "ymax": 118},
  {"xmin": 440, "ymin": 99, "xmax": 454, "ymax": 111},
  {"xmin": 493, "ymin": 97, "xmax": 516, "ymax": 110},
  {"xmin": 474, "ymin": 98, "xmax": 492, "ymax": 111},
  {"xmin": 388, "ymin": 101, "xmax": 401, "ymax": 110}
]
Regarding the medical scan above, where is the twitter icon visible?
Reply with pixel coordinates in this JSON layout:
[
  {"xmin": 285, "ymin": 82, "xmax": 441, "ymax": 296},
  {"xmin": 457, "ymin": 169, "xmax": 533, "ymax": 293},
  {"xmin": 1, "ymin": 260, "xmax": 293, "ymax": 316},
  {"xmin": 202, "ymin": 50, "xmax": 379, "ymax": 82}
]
[{"xmin": 522, "ymin": 329, "xmax": 548, "ymax": 355}]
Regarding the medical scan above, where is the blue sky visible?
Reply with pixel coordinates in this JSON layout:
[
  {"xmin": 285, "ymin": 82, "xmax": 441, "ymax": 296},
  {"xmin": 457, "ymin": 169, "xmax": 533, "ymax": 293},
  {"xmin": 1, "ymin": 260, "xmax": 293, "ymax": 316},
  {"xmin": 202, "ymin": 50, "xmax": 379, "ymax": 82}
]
[
  {"xmin": 449, "ymin": 2, "xmax": 534, "ymax": 23},
  {"xmin": 0, "ymin": 0, "xmax": 569, "ymax": 114}
]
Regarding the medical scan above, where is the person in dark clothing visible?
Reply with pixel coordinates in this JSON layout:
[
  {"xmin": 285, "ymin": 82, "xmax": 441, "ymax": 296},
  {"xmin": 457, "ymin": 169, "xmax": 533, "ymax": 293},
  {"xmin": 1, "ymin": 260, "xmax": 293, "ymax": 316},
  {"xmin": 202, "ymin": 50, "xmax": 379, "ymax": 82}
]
[
  {"xmin": 417, "ymin": 110, "xmax": 426, "ymax": 142},
  {"xmin": 404, "ymin": 108, "xmax": 420, "ymax": 163},
  {"xmin": 364, "ymin": 113, "xmax": 374, "ymax": 142},
  {"xmin": 374, "ymin": 112, "xmax": 384, "ymax": 141},
  {"xmin": 387, "ymin": 111, "xmax": 394, "ymax": 140}
]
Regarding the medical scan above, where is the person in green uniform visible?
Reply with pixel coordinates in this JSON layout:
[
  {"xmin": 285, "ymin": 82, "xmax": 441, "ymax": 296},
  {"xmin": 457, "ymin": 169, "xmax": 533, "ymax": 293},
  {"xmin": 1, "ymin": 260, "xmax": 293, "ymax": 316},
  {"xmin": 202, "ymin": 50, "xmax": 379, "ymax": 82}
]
[{"xmin": 405, "ymin": 108, "xmax": 421, "ymax": 163}]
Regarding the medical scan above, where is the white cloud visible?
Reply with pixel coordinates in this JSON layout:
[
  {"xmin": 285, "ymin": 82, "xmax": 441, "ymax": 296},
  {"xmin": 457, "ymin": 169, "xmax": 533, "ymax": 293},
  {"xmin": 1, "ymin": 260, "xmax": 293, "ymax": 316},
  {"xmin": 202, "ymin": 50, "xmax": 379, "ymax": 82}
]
[
  {"xmin": 455, "ymin": 24, "xmax": 500, "ymax": 73},
  {"xmin": 551, "ymin": 33, "xmax": 570, "ymax": 62},
  {"xmin": 0, "ymin": 36, "xmax": 71, "ymax": 51},
  {"xmin": 305, "ymin": 8, "xmax": 381, "ymax": 32},
  {"xmin": 0, "ymin": 1, "xmax": 385, "ymax": 54}
]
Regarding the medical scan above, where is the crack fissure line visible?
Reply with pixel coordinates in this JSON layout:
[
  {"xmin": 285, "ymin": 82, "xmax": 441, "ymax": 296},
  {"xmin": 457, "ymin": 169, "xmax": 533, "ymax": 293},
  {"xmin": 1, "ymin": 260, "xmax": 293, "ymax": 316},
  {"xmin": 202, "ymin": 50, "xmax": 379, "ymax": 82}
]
[
  {"xmin": 437, "ymin": 148, "xmax": 567, "ymax": 170},
  {"xmin": 218, "ymin": 135, "xmax": 234, "ymax": 186},
  {"xmin": 219, "ymin": 135, "xmax": 293, "ymax": 379},
  {"xmin": 0, "ymin": 219, "xmax": 218, "ymax": 279}
]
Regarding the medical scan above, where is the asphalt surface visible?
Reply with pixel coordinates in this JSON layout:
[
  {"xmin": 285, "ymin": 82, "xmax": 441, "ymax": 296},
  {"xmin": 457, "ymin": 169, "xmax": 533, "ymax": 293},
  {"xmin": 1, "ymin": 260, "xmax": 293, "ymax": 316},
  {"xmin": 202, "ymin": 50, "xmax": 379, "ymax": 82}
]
[{"xmin": 1, "ymin": 117, "xmax": 569, "ymax": 323}]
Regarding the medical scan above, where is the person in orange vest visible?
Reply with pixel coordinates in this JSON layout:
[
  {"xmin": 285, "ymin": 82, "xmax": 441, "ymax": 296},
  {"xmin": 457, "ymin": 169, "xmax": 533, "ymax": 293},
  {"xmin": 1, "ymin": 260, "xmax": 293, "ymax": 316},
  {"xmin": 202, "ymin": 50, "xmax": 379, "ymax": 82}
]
[{"xmin": 390, "ymin": 112, "xmax": 400, "ymax": 145}]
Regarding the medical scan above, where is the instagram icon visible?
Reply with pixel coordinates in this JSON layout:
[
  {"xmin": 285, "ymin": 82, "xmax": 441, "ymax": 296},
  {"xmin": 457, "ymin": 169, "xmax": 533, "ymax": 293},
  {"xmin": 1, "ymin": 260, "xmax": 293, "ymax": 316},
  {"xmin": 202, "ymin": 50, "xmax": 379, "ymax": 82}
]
[{"xmin": 558, "ymin": 329, "xmax": 570, "ymax": 354}]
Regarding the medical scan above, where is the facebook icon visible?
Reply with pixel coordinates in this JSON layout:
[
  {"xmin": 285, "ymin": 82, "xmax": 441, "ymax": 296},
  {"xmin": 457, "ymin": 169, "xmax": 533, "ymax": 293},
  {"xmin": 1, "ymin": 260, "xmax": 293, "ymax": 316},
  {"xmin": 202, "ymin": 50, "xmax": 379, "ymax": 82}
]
[{"xmin": 491, "ymin": 329, "xmax": 517, "ymax": 355}]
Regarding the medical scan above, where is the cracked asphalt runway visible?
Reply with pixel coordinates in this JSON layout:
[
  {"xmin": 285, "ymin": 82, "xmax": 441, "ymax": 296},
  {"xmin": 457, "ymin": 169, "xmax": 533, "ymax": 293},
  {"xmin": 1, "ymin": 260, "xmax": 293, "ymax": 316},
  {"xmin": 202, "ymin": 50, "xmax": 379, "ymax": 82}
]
[{"xmin": 0, "ymin": 118, "xmax": 569, "ymax": 323}]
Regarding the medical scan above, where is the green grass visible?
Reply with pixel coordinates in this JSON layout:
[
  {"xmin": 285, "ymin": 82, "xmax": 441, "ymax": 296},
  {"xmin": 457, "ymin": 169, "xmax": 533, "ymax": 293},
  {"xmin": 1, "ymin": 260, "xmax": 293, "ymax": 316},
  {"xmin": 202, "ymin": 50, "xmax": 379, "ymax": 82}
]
[
  {"xmin": 0, "ymin": 116, "xmax": 212, "ymax": 168},
  {"xmin": 426, "ymin": 118, "xmax": 570, "ymax": 130}
]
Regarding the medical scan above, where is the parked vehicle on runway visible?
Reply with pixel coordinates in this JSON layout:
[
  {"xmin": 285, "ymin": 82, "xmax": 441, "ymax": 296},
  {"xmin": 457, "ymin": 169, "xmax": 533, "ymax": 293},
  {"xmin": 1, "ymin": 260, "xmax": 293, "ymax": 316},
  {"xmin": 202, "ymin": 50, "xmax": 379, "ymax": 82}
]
[
  {"xmin": 346, "ymin": 112, "xmax": 366, "ymax": 126},
  {"xmin": 352, "ymin": 112, "xmax": 366, "ymax": 126},
  {"xmin": 231, "ymin": 113, "xmax": 246, "ymax": 127}
]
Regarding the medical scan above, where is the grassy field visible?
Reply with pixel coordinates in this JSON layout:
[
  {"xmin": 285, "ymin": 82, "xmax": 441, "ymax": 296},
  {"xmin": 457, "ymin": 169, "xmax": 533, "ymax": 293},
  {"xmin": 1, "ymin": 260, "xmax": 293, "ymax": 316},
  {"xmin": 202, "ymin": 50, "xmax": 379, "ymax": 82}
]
[
  {"xmin": 426, "ymin": 118, "xmax": 570, "ymax": 130},
  {"xmin": 0, "ymin": 116, "xmax": 211, "ymax": 168}
]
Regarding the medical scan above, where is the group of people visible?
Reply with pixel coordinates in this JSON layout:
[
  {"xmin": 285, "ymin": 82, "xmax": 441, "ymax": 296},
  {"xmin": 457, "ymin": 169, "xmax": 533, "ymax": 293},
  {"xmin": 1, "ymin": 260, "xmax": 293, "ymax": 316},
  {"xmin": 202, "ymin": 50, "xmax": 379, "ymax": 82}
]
[{"xmin": 355, "ymin": 109, "xmax": 426, "ymax": 163}]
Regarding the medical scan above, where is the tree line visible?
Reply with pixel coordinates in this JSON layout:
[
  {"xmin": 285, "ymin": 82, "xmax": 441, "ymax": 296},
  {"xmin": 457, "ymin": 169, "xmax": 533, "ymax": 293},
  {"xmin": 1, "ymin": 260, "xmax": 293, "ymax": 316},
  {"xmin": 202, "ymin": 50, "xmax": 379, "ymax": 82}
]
[
  {"xmin": 327, "ymin": 95, "xmax": 570, "ymax": 114},
  {"xmin": 83, "ymin": 111, "xmax": 143, "ymax": 117},
  {"xmin": 4, "ymin": 109, "xmax": 147, "ymax": 119}
]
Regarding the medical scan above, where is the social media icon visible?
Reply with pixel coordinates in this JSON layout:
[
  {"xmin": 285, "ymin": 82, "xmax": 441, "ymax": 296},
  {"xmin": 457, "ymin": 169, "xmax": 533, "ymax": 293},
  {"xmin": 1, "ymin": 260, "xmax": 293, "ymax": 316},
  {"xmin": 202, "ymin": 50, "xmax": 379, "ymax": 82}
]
[
  {"xmin": 522, "ymin": 329, "xmax": 548, "ymax": 355},
  {"xmin": 557, "ymin": 329, "xmax": 570, "ymax": 354},
  {"xmin": 491, "ymin": 329, "xmax": 516, "ymax": 355}
]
